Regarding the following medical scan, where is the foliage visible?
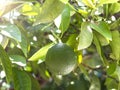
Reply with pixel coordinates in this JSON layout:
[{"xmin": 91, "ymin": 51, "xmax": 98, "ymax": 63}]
[{"xmin": 0, "ymin": 0, "xmax": 120, "ymax": 90}]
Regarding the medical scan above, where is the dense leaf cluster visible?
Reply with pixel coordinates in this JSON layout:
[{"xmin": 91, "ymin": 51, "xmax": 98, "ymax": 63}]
[{"xmin": 0, "ymin": 0, "xmax": 120, "ymax": 90}]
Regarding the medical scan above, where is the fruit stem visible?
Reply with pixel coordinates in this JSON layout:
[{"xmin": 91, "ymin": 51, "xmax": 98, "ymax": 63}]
[
  {"xmin": 41, "ymin": 23, "xmax": 53, "ymax": 31},
  {"xmin": 51, "ymin": 30, "xmax": 62, "ymax": 43}
]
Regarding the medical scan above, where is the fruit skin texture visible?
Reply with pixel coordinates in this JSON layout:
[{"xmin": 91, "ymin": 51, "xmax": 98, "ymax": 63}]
[{"xmin": 45, "ymin": 43, "xmax": 77, "ymax": 75}]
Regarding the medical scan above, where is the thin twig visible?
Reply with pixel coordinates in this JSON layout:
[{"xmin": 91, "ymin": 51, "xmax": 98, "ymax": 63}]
[
  {"xmin": 103, "ymin": 74, "xmax": 119, "ymax": 83},
  {"xmin": 81, "ymin": 63, "xmax": 105, "ymax": 70}
]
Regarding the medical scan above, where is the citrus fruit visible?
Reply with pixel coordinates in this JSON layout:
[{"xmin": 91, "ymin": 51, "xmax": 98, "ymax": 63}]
[{"xmin": 45, "ymin": 43, "xmax": 77, "ymax": 75}]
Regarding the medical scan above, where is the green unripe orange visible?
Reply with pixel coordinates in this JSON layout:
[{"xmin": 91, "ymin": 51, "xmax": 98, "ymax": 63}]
[{"xmin": 45, "ymin": 43, "xmax": 77, "ymax": 75}]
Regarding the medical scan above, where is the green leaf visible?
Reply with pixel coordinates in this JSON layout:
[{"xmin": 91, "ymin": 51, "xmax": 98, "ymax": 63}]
[
  {"xmin": 0, "ymin": 44, "xmax": 12, "ymax": 83},
  {"xmin": 28, "ymin": 43, "xmax": 54, "ymax": 61},
  {"xmin": 109, "ymin": 3, "xmax": 120, "ymax": 15},
  {"xmin": 13, "ymin": 68, "xmax": 31, "ymax": 90},
  {"xmin": 83, "ymin": 55, "xmax": 103, "ymax": 68},
  {"xmin": 67, "ymin": 74, "xmax": 90, "ymax": 90},
  {"xmin": 0, "ymin": 34, "xmax": 9, "ymax": 48},
  {"xmin": 99, "ymin": 0, "xmax": 119, "ymax": 6},
  {"xmin": 79, "ymin": 64, "xmax": 90, "ymax": 81},
  {"xmin": 7, "ymin": 46, "xmax": 24, "ymax": 56},
  {"xmin": 116, "ymin": 66, "xmax": 120, "ymax": 81},
  {"xmin": 10, "ymin": 55, "xmax": 26, "ymax": 67},
  {"xmin": 110, "ymin": 30, "xmax": 120, "ymax": 60},
  {"xmin": 89, "ymin": 74, "xmax": 101, "ymax": 90},
  {"xmin": 35, "ymin": 0, "xmax": 67, "ymax": 24},
  {"xmin": 66, "ymin": 34, "xmax": 78, "ymax": 48},
  {"xmin": 19, "ymin": 34, "xmax": 28, "ymax": 57},
  {"xmin": 95, "ymin": 32, "xmax": 109, "ymax": 46},
  {"xmin": 60, "ymin": 0, "xmax": 69, "ymax": 3},
  {"xmin": 20, "ymin": 3, "xmax": 40, "ymax": 16},
  {"xmin": 14, "ymin": 22, "xmax": 29, "ymax": 57},
  {"xmin": 93, "ymin": 33, "xmax": 108, "ymax": 65},
  {"xmin": 28, "ymin": 74, "xmax": 41, "ymax": 90},
  {"xmin": 82, "ymin": 0, "xmax": 95, "ymax": 8},
  {"xmin": 110, "ymin": 18, "xmax": 120, "ymax": 30},
  {"xmin": 55, "ymin": 4, "xmax": 70, "ymax": 34},
  {"xmin": 90, "ymin": 21, "xmax": 112, "ymax": 41},
  {"xmin": 107, "ymin": 62, "xmax": 117, "ymax": 75},
  {"xmin": 78, "ymin": 9, "xmax": 88, "ymax": 17},
  {"xmin": 105, "ymin": 74, "xmax": 118, "ymax": 90},
  {"xmin": 94, "ymin": 37, "xmax": 102, "ymax": 60},
  {"xmin": 78, "ymin": 22, "xmax": 93, "ymax": 50},
  {"xmin": 38, "ymin": 63, "xmax": 50, "ymax": 80},
  {"xmin": 0, "ymin": 24, "xmax": 21, "ymax": 42}
]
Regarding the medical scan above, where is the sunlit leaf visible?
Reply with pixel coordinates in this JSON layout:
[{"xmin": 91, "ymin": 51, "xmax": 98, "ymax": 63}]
[
  {"xmin": 0, "ymin": 24, "xmax": 21, "ymax": 42},
  {"xmin": 0, "ymin": 1, "xmax": 23, "ymax": 16},
  {"xmin": 60, "ymin": 0, "xmax": 69, "ymax": 3},
  {"xmin": 29, "ymin": 43, "xmax": 54, "ymax": 61},
  {"xmin": 0, "ymin": 44, "xmax": 12, "ymax": 83},
  {"xmin": 78, "ymin": 22, "xmax": 93, "ymax": 50},
  {"xmin": 109, "ymin": 3, "xmax": 120, "ymax": 15},
  {"xmin": 78, "ymin": 9, "xmax": 88, "ymax": 17},
  {"xmin": 90, "ymin": 21, "xmax": 112, "ymax": 41},
  {"xmin": 35, "ymin": 0, "xmax": 68, "ymax": 24},
  {"xmin": 10, "ymin": 55, "xmax": 26, "ymax": 67},
  {"xmin": 99, "ymin": 0, "xmax": 119, "ymax": 6},
  {"xmin": 82, "ymin": 0, "xmax": 95, "ymax": 8},
  {"xmin": 0, "ymin": 34, "xmax": 9, "ymax": 48},
  {"xmin": 20, "ymin": 3, "xmax": 40, "ymax": 16}
]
